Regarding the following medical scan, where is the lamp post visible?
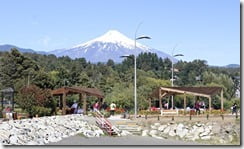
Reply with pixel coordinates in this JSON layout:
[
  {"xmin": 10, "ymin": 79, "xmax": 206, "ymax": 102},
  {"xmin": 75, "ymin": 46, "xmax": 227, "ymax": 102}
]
[
  {"xmin": 171, "ymin": 49, "xmax": 183, "ymax": 109},
  {"xmin": 121, "ymin": 25, "xmax": 151, "ymax": 119}
]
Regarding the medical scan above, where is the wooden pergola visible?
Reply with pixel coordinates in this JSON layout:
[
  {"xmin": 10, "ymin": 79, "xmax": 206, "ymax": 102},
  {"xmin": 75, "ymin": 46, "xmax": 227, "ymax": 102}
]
[
  {"xmin": 151, "ymin": 86, "xmax": 223, "ymax": 114},
  {"xmin": 51, "ymin": 87, "xmax": 104, "ymax": 115},
  {"xmin": 1, "ymin": 88, "xmax": 15, "ymax": 111}
]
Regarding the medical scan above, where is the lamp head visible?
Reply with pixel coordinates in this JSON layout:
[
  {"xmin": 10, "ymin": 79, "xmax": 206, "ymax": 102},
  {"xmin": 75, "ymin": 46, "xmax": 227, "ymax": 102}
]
[
  {"xmin": 136, "ymin": 36, "xmax": 151, "ymax": 40},
  {"xmin": 173, "ymin": 54, "xmax": 184, "ymax": 57}
]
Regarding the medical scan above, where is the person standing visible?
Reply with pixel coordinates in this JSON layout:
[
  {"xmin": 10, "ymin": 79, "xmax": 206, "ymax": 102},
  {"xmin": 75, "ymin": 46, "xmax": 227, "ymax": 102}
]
[
  {"xmin": 93, "ymin": 101, "xmax": 100, "ymax": 112},
  {"xmin": 232, "ymin": 103, "xmax": 237, "ymax": 115},
  {"xmin": 195, "ymin": 100, "xmax": 200, "ymax": 115},
  {"xmin": 71, "ymin": 101, "xmax": 78, "ymax": 114},
  {"xmin": 110, "ymin": 102, "xmax": 116, "ymax": 116}
]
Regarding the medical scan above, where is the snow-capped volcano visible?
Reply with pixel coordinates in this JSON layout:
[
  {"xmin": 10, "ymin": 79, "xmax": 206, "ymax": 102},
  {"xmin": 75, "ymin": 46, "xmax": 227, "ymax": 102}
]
[
  {"xmin": 73, "ymin": 30, "xmax": 149, "ymax": 51},
  {"xmin": 49, "ymin": 30, "xmax": 175, "ymax": 62}
]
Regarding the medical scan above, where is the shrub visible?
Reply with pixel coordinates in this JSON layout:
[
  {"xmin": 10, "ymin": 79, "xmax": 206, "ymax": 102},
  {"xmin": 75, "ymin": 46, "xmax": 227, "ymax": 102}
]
[
  {"xmin": 16, "ymin": 85, "xmax": 54, "ymax": 117},
  {"xmin": 105, "ymin": 107, "xmax": 125, "ymax": 114},
  {"xmin": 138, "ymin": 110, "xmax": 160, "ymax": 115},
  {"xmin": 31, "ymin": 106, "xmax": 51, "ymax": 117}
]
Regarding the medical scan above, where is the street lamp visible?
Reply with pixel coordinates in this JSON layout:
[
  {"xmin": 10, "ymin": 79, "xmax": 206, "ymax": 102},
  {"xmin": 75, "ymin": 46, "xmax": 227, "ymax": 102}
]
[
  {"xmin": 121, "ymin": 25, "xmax": 151, "ymax": 119},
  {"xmin": 171, "ymin": 50, "xmax": 183, "ymax": 109}
]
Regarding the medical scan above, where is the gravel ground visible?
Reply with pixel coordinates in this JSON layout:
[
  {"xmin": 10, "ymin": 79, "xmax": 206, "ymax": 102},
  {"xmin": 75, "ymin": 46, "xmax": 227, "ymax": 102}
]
[{"xmin": 48, "ymin": 135, "xmax": 203, "ymax": 146}]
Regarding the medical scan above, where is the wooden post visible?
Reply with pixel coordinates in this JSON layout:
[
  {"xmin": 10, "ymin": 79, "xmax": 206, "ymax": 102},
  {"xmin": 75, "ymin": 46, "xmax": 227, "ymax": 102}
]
[
  {"xmin": 221, "ymin": 89, "xmax": 224, "ymax": 112},
  {"xmin": 148, "ymin": 98, "xmax": 152, "ymax": 111},
  {"xmin": 184, "ymin": 92, "xmax": 186, "ymax": 115},
  {"xmin": 59, "ymin": 95, "xmax": 62, "ymax": 110},
  {"xmin": 79, "ymin": 93, "xmax": 82, "ymax": 106},
  {"xmin": 82, "ymin": 93, "xmax": 87, "ymax": 115},
  {"xmin": 159, "ymin": 88, "xmax": 162, "ymax": 111},
  {"xmin": 209, "ymin": 96, "xmax": 211, "ymax": 114},
  {"xmin": 12, "ymin": 91, "xmax": 14, "ymax": 111},
  {"xmin": 62, "ymin": 93, "xmax": 66, "ymax": 115},
  {"xmin": 1, "ymin": 92, "xmax": 3, "ymax": 111}
]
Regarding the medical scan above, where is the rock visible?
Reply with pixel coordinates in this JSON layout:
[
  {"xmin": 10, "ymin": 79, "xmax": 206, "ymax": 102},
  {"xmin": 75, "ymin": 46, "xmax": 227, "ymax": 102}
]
[
  {"xmin": 177, "ymin": 128, "xmax": 188, "ymax": 138},
  {"xmin": 149, "ymin": 130, "xmax": 158, "ymax": 136},
  {"xmin": 177, "ymin": 123, "xmax": 184, "ymax": 130},
  {"xmin": 150, "ymin": 125, "xmax": 157, "ymax": 130},
  {"xmin": 154, "ymin": 123, "xmax": 161, "ymax": 127},
  {"xmin": 228, "ymin": 135, "xmax": 233, "ymax": 142},
  {"xmin": 158, "ymin": 125, "xmax": 167, "ymax": 132},
  {"xmin": 201, "ymin": 135, "xmax": 211, "ymax": 140},
  {"xmin": 212, "ymin": 124, "xmax": 221, "ymax": 134},
  {"xmin": 199, "ymin": 127, "xmax": 211, "ymax": 137},
  {"xmin": 121, "ymin": 130, "xmax": 132, "ymax": 136},
  {"xmin": 151, "ymin": 134, "xmax": 164, "ymax": 140},
  {"xmin": 137, "ymin": 126, "xmax": 143, "ymax": 131},
  {"xmin": 207, "ymin": 125, "xmax": 213, "ymax": 130},
  {"xmin": 9, "ymin": 135, "xmax": 18, "ymax": 145},
  {"xmin": 142, "ymin": 130, "xmax": 149, "ymax": 136},
  {"xmin": 163, "ymin": 126, "xmax": 171, "ymax": 134},
  {"xmin": 196, "ymin": 123, "xmax": 203, "ymax": 127},
  {"xmin": 169, "ymin": 130, "xmax": 176, "ymax": 137},
  {"xmin": 0, "ymin": 114, "xmax": 106, "ymax": 145},
  {"xmin": 197, "ymin": 126, "xmax": 205, "ymax": 133},
  {"xmin": 26, "ymin": 141, "xmax": 38, "ymax": 145}
]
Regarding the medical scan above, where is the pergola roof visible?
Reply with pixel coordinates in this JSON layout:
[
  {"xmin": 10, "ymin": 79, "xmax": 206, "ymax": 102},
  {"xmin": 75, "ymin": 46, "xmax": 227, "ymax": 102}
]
[
  {"xmin": 51, "ymin": 87, "xmax": 104, "ymax": 98},
  {"xmin": 152, "ymin": 86, "xmax": 222, "ymax": 99},
  {"xmin": 0, "ymin": 87, "xmax": 14, "ymax": 93}
]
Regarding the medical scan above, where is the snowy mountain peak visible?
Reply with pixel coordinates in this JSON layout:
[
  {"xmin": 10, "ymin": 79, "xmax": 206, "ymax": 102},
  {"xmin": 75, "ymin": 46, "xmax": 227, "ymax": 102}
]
[
  {"xmin": 50, "ymin": 30, "xmax": 176, "ymax": 63},
  {"xmin": 73, "ymin": 30, "xmax": 149, "ymax": 50}
]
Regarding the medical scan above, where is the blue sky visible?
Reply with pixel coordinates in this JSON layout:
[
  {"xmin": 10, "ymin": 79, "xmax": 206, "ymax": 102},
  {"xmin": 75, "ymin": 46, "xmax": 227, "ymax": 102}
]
[{"xmin": 0, "ymin": 0, "xmax": 240, "ymax": 66}]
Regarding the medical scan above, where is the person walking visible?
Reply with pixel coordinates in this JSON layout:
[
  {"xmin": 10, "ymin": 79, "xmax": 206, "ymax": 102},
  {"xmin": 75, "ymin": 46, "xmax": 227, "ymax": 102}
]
[{"xmin": 110, "ymin": 102, "xmax": 116, "ymax": 116}]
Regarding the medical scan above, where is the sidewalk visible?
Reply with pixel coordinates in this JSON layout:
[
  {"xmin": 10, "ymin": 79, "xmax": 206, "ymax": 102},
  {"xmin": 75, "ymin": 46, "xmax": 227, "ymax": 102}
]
[{"xmin": 48, "ymin": 135, "xmax": 202, "ymax": 145}]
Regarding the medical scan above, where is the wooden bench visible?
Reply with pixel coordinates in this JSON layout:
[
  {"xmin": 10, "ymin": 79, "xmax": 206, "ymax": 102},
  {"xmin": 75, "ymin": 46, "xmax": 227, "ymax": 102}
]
[{"xmin": 160, "ymin": 109, "xmax": 179, "ymax": 116}]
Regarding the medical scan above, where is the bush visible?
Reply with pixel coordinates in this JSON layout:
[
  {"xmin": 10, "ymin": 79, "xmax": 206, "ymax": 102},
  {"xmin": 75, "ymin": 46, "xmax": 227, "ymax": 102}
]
[
  {"xmin": 100, "ymin": 110, "xmax": 110, "ymax": 118},
  {"xmin": 31, "ymin": 106, "xmax": 51, "ymax": 117},
  {"xmin": 138, "ymin": 110, "xmax": 160, "ymax": 115},
  {"xmin": 105, "ymin": 107, "xmax": 125, "ymax": 114},
  {"xmin": 17, "ymin": 85, "xmax": 54, "ymax": 117}
]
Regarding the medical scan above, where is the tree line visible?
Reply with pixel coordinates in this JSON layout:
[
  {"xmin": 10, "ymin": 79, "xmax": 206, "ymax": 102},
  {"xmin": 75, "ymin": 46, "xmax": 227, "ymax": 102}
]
[{"xmin": 0, "ymin": 49, "xmax": 240, "ymax": 115}]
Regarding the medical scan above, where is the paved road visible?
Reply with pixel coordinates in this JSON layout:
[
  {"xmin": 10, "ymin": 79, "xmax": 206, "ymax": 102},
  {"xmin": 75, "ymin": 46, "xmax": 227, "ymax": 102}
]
[{"xmin": 48, "ymin": 135, "xmax": 203, "ymax": 146}]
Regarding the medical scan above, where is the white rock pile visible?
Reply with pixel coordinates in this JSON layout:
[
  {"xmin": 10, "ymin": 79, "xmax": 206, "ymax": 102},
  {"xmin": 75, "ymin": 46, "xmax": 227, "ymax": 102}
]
[
  {"xmin": 0, "ymin": 114, "xmax": 105, "ymax": 145},
  {"xmin": 141, "ymin": 122, "xmax": 240, "ymax": 144}
]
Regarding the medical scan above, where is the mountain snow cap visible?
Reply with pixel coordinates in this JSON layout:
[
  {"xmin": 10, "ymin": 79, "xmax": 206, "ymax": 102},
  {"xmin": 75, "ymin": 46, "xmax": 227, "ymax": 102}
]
[{"xmin": 72, "ymin": 30, "xmax": 150, "ymax": 50}]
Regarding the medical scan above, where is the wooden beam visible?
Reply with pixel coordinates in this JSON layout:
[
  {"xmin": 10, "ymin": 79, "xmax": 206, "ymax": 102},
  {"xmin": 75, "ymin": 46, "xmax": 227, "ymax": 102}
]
[
  {"xmin": 209, "ymin": 96, "xmax": 211, "ymax": 114},
  {"xmin": 82, "ymin": 93, "xmax": 87, "ymax": 115},
  {"xmin": 184, "ymin": 92, "xmax": 186, "ymax": 115},
  {"xmin": 62, "ymin": 93, "xmax": 66, "ymax": 115},
  {"xmin": 159, "ymin": 87, "xmax": 211, "ymax": 98},
  {"xmin": 221, "ymin": 89, "xmax": 224, "ymax": 112}
]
